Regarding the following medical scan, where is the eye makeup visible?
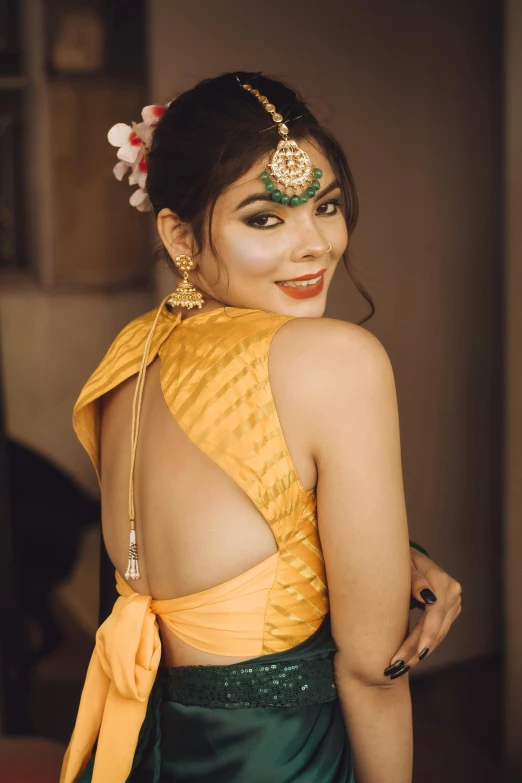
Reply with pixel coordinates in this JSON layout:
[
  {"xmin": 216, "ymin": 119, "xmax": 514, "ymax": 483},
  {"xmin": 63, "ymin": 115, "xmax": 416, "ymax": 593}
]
[{"xmin": 244, "ymin": 196, "xmax": 342, "ymax": 230}]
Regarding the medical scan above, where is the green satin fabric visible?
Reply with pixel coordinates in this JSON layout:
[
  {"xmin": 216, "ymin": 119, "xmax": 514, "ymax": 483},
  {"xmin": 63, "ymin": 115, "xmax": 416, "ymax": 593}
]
[
  {"xmin": 84, "ymin": 537, "xmax": 430, "ymax": 781},
  {"xmin": 131, "ymin": 697, "xmax": 351, "ymax": 782},
  {"xmin": 80, "ymin": 616, "xmax": 353, "ymax": 783}
]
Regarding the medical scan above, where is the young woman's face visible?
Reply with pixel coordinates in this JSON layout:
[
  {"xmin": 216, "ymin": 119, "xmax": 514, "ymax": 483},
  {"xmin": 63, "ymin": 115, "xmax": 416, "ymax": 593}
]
[{"xmin": 164, "ymin": 140, "xmax": 348, "ymax": 318}]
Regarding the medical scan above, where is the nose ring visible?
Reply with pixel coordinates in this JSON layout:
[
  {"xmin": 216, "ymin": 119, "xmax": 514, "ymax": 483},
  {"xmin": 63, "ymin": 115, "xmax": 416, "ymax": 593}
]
[{"xmin": 327, "ymin": 243, "xmax": 332, "ymax": 253}]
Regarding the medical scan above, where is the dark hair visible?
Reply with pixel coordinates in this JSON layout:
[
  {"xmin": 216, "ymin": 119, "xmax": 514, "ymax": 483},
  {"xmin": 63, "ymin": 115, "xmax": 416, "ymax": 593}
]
[{"xmin": 147, "ymin": 71, "xmax": 374, "ymax": 324}]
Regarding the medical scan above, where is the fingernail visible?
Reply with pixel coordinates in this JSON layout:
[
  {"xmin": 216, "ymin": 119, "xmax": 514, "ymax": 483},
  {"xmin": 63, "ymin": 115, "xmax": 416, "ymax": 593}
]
[
  {"xmin": 384, "ymin": 659, "xmax": 405, "ymax": 676},
  {"xmin": 418, "ymin": 647, "xmax": 429, "ymax": 660},
  {"xmin": 390, "ymin": 665, "xmax": 411, "ymax": 680},
  {"xmin": 420, "ymin": 588, "xmax": 437, "ymax": 604}
]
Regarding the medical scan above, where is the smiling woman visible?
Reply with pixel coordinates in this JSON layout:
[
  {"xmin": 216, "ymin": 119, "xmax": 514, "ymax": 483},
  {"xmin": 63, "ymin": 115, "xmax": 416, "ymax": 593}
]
[
  {"xmin": 142, "ymin": 71, "xmax": 374, "ymax": 323},
  {"xmin": 156, "ymin": 136, "xmax": 347, "ymax": 317},
  {"xmin": 60, "ymin": 71, "xmax": 463, "ymax": 783},
  {"xmin": 237, "ymin": 172, "xmax": 340, "ymax": 299}
]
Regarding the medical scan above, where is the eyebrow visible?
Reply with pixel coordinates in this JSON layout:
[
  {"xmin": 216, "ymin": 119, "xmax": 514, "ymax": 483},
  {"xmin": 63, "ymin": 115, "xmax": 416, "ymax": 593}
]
[{"xmin": 234, "ymin": 178, "xmax": 341, "ymax": 211}]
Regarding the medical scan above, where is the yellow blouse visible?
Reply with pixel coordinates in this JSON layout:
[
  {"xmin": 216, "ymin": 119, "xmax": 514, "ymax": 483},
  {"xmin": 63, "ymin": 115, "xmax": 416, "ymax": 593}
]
[{"xmin": 61, "ymin": 304, "xmax": 329, "ymax": 783}]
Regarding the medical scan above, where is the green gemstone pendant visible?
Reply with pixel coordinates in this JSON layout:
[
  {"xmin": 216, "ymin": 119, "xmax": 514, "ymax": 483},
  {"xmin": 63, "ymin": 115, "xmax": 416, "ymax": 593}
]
[{"xmin": 259, "ymin": 142, "xmax": 323, "ymax": 207}]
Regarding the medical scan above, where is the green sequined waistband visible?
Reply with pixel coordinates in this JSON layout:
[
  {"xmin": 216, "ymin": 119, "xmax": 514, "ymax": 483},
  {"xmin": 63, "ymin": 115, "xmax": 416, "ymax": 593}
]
[{"xmin": 159, "ymin": 652, "xmax": 337, "ymax": 709}]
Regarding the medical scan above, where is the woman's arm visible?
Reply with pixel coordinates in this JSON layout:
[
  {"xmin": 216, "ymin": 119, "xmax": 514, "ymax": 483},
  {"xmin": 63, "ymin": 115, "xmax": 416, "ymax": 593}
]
[{"xmin": 302, "ymin": 318, "xmax": 413, "ymax": 783}]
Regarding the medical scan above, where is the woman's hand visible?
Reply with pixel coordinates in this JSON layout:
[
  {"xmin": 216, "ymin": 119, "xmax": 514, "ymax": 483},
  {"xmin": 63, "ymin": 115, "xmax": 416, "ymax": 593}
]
[{"xmin": 384, "ymin": 547, "xmax": 462, "ymax": 678}]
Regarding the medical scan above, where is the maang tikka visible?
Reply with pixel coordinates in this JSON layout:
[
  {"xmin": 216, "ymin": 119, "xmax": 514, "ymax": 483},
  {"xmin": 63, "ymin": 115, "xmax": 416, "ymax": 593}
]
[{"xmin": 238, "ymin": 79, "xmax": 323, "ymax": 207}]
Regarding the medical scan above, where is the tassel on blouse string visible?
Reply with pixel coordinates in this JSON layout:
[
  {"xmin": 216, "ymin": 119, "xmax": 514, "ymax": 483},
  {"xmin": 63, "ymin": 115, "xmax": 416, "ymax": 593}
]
[{"xmin": 125, "ymin": 296, "xmax": 173, "ymax": 580}]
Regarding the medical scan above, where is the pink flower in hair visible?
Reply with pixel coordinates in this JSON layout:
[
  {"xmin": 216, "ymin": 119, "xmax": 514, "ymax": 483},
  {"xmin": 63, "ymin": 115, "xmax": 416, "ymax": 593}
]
[
  {"xmin": 108, "ymin": 104, "xmax": 166, "ymax": 211},
  {"xmin": 107, "ymin": 123, "xmax": 144, "ymax": 164},
  {"xmin": 141, "ymin": 104, "xmax": 166, "ymax": 125}
]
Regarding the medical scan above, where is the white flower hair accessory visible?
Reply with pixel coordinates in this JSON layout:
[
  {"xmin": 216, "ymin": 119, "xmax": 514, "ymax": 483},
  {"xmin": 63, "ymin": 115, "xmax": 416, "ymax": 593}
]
[{"xmin": 108, "ymin": 104, "xmax": 166, "ymax": 212}]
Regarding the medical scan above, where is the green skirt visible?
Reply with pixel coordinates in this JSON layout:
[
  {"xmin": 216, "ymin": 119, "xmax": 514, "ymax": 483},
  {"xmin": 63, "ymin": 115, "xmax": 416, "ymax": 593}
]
[{"xmin": 80, "ymin": 615, "xmax": 353, "ymax": 783}]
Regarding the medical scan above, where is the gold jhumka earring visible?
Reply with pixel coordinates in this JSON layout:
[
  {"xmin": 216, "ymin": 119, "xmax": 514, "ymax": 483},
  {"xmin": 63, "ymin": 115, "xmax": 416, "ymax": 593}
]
[
  {"xmin": 237, "ymin": 78, "xmax": 324, "ymax": 206},
  {"xmin": 166, "ymin": 254, "xmax": 204, "ymax": 310}
]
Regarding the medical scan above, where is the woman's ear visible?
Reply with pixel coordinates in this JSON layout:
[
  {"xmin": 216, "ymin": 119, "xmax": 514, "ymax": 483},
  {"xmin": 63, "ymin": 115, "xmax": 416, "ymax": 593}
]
[{"xmin": 156, "ymin": 208, "xmax": 195, "ymax": 262}]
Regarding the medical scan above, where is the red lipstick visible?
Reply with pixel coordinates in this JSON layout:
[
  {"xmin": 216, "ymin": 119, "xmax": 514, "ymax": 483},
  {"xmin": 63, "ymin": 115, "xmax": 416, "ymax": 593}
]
[{"xmin": 275, "ymin": 268, "xmax": 326, "ymax": 299}]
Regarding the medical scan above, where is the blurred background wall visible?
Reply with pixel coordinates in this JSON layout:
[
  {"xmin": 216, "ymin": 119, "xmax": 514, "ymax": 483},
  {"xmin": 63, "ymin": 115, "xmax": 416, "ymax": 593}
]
[{"xmin": 504, "ymin": 0, "xmax": 522, "ymax": 774}]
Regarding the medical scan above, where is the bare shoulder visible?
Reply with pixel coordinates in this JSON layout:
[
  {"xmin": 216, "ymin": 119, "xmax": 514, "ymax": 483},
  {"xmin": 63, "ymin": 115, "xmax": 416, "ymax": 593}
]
[
  {"xmin": 269, "ymin": 315, "xmax": 394, "ymax": 401},
  {"xmin": 269, "ymin": 315, "xmax": 398, "ymax": 467}
]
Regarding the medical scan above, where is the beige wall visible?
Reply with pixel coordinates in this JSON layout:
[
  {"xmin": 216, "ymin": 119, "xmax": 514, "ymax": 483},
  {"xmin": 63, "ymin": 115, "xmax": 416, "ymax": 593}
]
[
  {"xmin": 0, "ymin": 282, "xmax": 152, "ymax": 496},
  {"xmin": 149, "ymin": 0, "xmax": 502, "ymax": 671},
  {"xmin": 504, "ymin": 0, "xmax": 522, "ymax": 776},
  {"xmin": 5, "ymin": 0, "xmax": 154, "ymax": 497},
  {"xmin": 0, "ymin": 284, "xmax": 153, "ymax": 632}
]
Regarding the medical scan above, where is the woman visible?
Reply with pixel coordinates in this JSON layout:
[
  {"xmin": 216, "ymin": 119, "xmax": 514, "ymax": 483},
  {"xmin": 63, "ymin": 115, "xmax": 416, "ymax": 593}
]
[{"xmin": 61, "ymin": 72, "xmax": 462, "ymax": 783}]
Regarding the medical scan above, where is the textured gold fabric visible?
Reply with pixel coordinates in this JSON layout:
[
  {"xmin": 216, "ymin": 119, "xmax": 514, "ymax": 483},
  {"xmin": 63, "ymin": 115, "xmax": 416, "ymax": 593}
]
[{"xmin": 73, "ymin": 305, "xmax": 329, "ymax": 655}]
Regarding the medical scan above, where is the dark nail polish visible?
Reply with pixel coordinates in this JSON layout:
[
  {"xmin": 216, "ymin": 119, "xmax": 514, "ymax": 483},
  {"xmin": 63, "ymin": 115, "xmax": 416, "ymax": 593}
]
[
  {"xmin": 390, "ymin": 665, "xmax": 411, "ymax": 680},
  {"xmin": 420, "ymin": 588, "xmax": 437, "ymax": 604},
  {"xmin": 418, "ymin": 647, "xmax": 430, "ymax": 661},
  {"xmin": 384, "ymin": 659, "xmax": 405, "ymax": 676}
]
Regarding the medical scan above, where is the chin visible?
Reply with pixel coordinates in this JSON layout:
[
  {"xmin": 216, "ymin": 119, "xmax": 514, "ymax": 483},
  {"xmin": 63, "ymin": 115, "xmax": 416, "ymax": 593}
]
[
  {"xmin": 267, "ymin": 300, "xmax": 324, "ymax": 319},
  {"xmin": 290, "ymin": 301, "xmax": 326, "ymax": 318}
]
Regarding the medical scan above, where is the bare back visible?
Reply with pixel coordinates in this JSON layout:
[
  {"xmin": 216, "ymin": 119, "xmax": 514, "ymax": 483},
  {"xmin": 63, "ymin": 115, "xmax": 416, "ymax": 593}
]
[{"xmin": 97, "ymin": 308, "xmax": 318, "ymax": 667}]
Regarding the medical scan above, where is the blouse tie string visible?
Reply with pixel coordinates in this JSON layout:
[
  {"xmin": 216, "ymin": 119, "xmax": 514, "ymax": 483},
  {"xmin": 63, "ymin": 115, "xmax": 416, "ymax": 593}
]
[
  {"xmin": 60, "ymin": 575, "xmax": 161, "ymax": 782},
  {"xmin": 60, "ymin": 299, "xmax": 182, "ymax": 783},
  {"xmin": 126, "ymin": 300, "xmax": 182, "ymax": 580}
]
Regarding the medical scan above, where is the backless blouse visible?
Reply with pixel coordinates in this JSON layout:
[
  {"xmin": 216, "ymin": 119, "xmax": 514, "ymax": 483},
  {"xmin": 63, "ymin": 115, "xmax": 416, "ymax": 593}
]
[{"xmin": 60, "ymin": 304, "xmax": 329, "ymax": 783}]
